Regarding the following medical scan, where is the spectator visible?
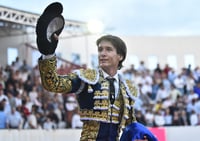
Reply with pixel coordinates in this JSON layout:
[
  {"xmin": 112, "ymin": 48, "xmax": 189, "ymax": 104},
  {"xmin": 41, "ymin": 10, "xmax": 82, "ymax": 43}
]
[
  {"xmin": 161, "ymin": 71, "xmax": 171, "ymax": 92},
  {"xmin": 24, "ymin": 105, "xmax": 38, "ymax": 129},
  {"xmin": 71, "ymin": 108, "xmax": 83, "ymax": 129},
  {"xmin": 193, "ymin": 82, "xmax": 200, "ymax": 98},
  {"xmin": 163, "ymin": 64, "xmax": 171, "ymax": 76},
  {"xmin": 194, "ymin": 98, "xmax": 200, "ymax": 114},
  {"xmin": 168, "ymin": 68, "xmax": 177, "ymax": 84},
  {"xmin": 154, "ymin": 110, "xmax": 165, "ymax": 127},
  {"xmin": 193, "ymin": 67, "xmax": 200, "ymax": 82},
  {"xmin": 169, "ymin": 84, "xmax": 181, "ymax": 104},
  {"xmin": 20, "ymin": 99, "xmax": 30, "ymax": 128},
  {"xmin": 162, "ymin": 96, "xmax": 173, "ymax": 109},
  {"xmin": 54, "ymin": 103, "xmax": 66, "ymax": 129},
  {"xmin": 6, "ymin": 107, "xmax": 23, "ymax": 129},
  {"xmin": 14, "ymin": 57, "xmax": 22, "ymax": 70},
  {"xmin": 0, "ymin": 98, "xmax": 11, "ymax": 115},
  {"xmin": 141, "ymin": 81, "xmax": 153, "ymax": 100},
  {"xmin": 47, "ymin": 106, "xmax": 59, "ymax": 129},
  {"xmin": 172, "ymin": 111, "xmax": 182, "ymax": 126},
  {"xmin": 179, "ymin": 109, "xmax": 189, "ymax": 126},
  {"xmin": 65, "ymin": 95, "xmax": 77, "ymax": 128},
  {"xmin": 187, "ymin": 90, "xmax": 199, "ymax": 103},
  {"xmin": 0, "ymin": 84, "xmax": 8, "ymax": 102},
  {"xmin": 29, "ymin": 85, "xmax": 38, "ymax": 103},
  {"xmin": 186, "ymin": 99, "xmax": 196, "ymax": 114},
  {"xmin": 144, "ymin": 109, "xmax": 154, "ymax": 127},
  {"xmin": 0, "ymin": 70, "xmax": 6, "ymax": 89},
  {"xmin": 43, "ymin": 117, "xmax": 56, "ymax": 130},
  {"xmin": 19, "ymin": 59, "xmax": 32, "ymax": 73},
  {"xmin": 185, "ymin": 73, "xmax": 196, "ymax": 94},
  {"xmin": 137, "ymin": 60, "xmax": 146, "ymax": 73},
  {"xmin": 0, "ymin": 101, "xmax": 7, "ymax": 129},
  {"xmin": 155, "ymin": 83, "xmax": 169, "ymax": 102},
  {"xmin": 164, "ymin": 108, "xmax": 173, "ymax": 126},
  {"xmin": 151, "ymin": 79, "xmax": 160, "ymax": 100},
  {"xmin": 7, "ymin": 90, "xmax": 16, "ymax": 109},
  {"xmin": 135, "ymin": 110, "xmax": 146, "ymax": 125},
  {"xmin": 190, "ymin": 110, "xmax": 199, "ymax": 126},
  {"xmin": 134, "ymin": 72, "xmax": 143, "ymax": 86},
  {"xmin": 154, "ymin": 63, "xmax": 162, "ymax": 75},
  {"xmin": 15, "ymin": 91, "xmax": 22, "ymax": 108},
  {"xmin": 173, "ymin": 74, "xmax": 185, "ymax": 94}
]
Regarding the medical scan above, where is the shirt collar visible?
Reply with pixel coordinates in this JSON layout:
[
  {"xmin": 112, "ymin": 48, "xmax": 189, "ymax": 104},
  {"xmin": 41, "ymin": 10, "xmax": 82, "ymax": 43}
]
[{"xmin": 101, "ymin": 69, "xmax": 119, "ymax": 83}]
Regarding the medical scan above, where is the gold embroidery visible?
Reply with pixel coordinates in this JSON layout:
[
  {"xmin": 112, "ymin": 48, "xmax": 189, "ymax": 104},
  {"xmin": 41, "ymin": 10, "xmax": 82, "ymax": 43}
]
[
  {"xmin": 126, "ymin": 80, "xmax": 138, "ymax": 97},
  {"xmin": 38, "ymin": 57, "xmax": 73, "ymax": 93},
  {"xmin": 79, "ymin": 69, "xmax": 98, "ymax": 82},
  {"xmin": 39, "ymin": 57, "xmax": 137, "ymax": 139},
  {"xmin": 80, "ymin": 121, "xmax": 100, "ymax": 141}
]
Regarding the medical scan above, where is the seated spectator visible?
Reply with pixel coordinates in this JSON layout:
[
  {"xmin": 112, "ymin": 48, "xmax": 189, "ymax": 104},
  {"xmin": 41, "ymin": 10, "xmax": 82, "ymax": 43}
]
[
  {"xmin": 172, "ymin": 111, "xmax": 182, "ymax": 126},
  {"xmin": 162, "ymin": 96, "xmax": 173, "ymax": 109},
  {"xmin": 144, "ymin": 109, "xmax": 154, "ymax": 127},
  {"xmin": 193, "ymin": 82, "xmax": 200, "ymax": 98},
  {"xmin": 65, "ymin": 95, "xmax": 78, "ymax": 128},
  {"xmin": 135, "ymin": 110, "xmax": 146, "ymax": 125},
  {"xmin": 43, "ymin": 117, "xmax": 56, "ymax": 130},
  {"xmin": 190, "ymin": 110, "xmax": 199, "ymax": 126},
  {"xmin": 187, "ymin": 90, "xmax": 199, "ymax": 103},
  {"xmin": 164, "ymin": 108, "xmax": 172, "ymax": 126},
  {"xmin": 6, "ymin": 107, "xmax": 23, "ymax": 129},
  {"xmin": 169, "ymin": 84, "xmax": 182, "ymax": 103},
  {"xmin": 71, "ymin": 109, "xmax": 83, "ymax": 129},
  {"xmin": 24, "ymin": 105, "xmax": 38, "ymax": 129},
  {"xmin": 194, "ymin": 98, "xmax": 200, "ymax": 114},
  {"xmin": 154, "ymin": 110, "xmax": 165, "ymax": 127},
  {"xmin": 0, "ymin": 101, "xmax": 7, "ymax": 129}
]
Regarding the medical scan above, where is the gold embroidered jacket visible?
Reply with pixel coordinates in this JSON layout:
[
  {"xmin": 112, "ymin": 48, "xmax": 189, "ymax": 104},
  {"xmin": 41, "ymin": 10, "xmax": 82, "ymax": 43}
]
[{"xmin": 38, "ymin": 56, "xmax": 138, "ymax": 141}]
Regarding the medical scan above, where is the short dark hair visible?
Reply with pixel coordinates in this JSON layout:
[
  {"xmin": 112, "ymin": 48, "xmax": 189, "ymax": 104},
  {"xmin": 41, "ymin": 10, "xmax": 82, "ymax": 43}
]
[{"xmin": 96, "ymin": 35, "xmax": 127, "ymax": 69}]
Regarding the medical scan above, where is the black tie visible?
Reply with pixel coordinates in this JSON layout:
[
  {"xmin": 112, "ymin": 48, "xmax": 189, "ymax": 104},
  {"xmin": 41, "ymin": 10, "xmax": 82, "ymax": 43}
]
[{"xmin": 107, "ymin": 78, "xmax": 115, "ymax": 104}]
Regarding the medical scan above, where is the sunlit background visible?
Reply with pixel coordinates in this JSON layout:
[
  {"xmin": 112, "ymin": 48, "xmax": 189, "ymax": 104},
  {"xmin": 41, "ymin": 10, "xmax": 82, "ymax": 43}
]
[{"xmin": 1, "ymin": 0, "xmax": 200, "ymax": 36}]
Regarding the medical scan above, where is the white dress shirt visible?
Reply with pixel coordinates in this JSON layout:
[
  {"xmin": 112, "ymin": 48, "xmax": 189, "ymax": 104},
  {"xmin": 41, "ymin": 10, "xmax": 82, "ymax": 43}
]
[{"xmin": 101, "ymin": 69, "xmax": 120, "ymax": 98}]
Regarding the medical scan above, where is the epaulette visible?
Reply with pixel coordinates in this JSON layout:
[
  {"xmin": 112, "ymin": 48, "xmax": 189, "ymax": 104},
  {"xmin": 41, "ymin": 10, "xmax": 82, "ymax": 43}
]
[
  {"xmin": 73, "ymin": 69, "xmax": 99, "ymax": 84},
  {"xmin": 123, "ymin": 79, "xmax": 138, "ymax": 101}
]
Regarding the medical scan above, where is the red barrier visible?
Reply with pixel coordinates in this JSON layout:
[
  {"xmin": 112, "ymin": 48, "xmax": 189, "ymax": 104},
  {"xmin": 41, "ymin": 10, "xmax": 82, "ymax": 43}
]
[{"xmin": 149, "ymin": 127, "xmax": 166, "ymax": 141}]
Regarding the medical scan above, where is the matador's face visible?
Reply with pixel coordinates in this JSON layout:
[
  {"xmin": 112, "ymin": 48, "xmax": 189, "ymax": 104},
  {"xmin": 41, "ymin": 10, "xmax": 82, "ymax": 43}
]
[{"xmin": 98, "ymin": 40, "xmax": 123, "ymax": 74}]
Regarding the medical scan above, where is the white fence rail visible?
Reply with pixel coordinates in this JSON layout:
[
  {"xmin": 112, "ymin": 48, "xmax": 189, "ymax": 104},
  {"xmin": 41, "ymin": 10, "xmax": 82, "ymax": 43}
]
[{"xmin": 0, "ymin": 126, "xmax": 199, "ymax": 141}]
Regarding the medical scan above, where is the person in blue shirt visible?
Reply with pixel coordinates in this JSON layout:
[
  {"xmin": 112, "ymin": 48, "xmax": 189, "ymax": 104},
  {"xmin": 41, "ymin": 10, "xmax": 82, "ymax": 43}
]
[{"xmin": 0, "ymin": 100, "xmax": 7, "ymax": 129}]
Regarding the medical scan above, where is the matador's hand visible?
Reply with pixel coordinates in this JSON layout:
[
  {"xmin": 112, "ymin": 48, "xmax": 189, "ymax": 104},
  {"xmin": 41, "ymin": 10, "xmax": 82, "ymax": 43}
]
[{"xmin": 36, "ymin": 2, "xmax": 65, "ymax": 55}]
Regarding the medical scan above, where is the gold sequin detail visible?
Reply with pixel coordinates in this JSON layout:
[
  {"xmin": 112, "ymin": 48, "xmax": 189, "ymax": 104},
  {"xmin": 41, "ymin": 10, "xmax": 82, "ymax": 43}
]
[
  {"xmin": 38, "ymin": 57, "xmax": 74, "ymax": 93},
  {"xmin": 126, "ymin": 80, "xmax": 138, "ymax": 97},
  {"xmin": 79, "ymin": 69, "xmax": 98, "ymax": 82}
]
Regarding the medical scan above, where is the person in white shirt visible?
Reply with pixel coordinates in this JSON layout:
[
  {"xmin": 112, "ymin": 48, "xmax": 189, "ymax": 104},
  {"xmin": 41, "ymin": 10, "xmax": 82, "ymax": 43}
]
[
  {"xmin": 154, "ymin": 110, "xmax": 165, "ymax": 127},
  {"xmin": 24, "ymin": 105, "xmax": 38, "ymax": 129},
  {"xmin": 187, "ymin": 90, "xmax": 199, "ymax": 103},
  {"xmin": 71, "ymin": 108, "xmax": 83, "ymax": 129},
  {"xmin": 173, "ymin": 74, "xmax": 185, "ymax": 94},
  {"xmin": 156, "ymin": 83, "xmax": 169, "ymax": 102},
  {"xmin": 190, "ymin": 110, "xmax": 199, "ymax": 126},
  {"xmin": 6, "ymin": 107, "xmax": 23, "ymax": 129},
  {"xmin": 43, "ymin": 117, "xmax": 56, "ymax": 130}
]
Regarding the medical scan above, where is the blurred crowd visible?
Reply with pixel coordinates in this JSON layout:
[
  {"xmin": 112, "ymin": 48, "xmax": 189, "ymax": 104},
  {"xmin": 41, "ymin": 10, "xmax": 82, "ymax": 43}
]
[
  {"xmin": 0, "ymin": 57, "xmax": 200, "ymax": 130},
  {"xmin": 0, "ymin": 57, "xmax": 82, "ymax": 130},
  {"xmin": 123, "ymin": 61, "xmax": 200, "ymax": 127}
]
